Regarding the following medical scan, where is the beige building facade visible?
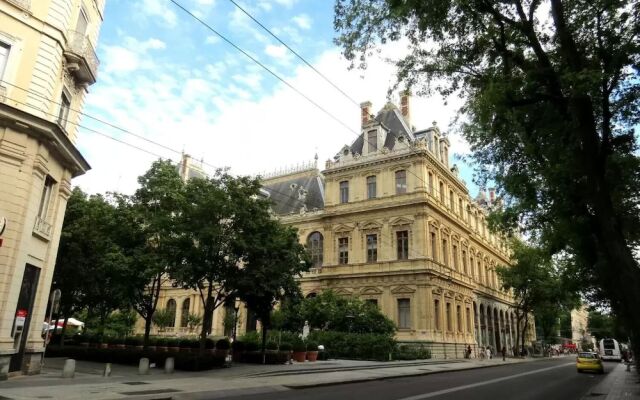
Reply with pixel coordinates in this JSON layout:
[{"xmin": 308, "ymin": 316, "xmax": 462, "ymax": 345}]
[
  {"xmin": 151, "ymin": 96, "xmax": 536, "ymax": 358},
  {"xmin": 0, "ymin": 0, "xmax": 103, "ymax": 378}
]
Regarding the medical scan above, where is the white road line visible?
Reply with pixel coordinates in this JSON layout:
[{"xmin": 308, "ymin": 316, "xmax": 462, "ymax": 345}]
[{"xmin": 396, "ymin": 362, "xmax": 575, "ymax": 400}]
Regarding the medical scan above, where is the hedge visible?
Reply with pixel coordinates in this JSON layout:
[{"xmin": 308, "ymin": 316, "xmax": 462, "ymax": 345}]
[
  {"xmin": 307, "ymin": 331, "xmax": 396, "ymax": 361},
  {"xmin": 45, "ymin": 345, "xmax": 226, "ymax": 371}
]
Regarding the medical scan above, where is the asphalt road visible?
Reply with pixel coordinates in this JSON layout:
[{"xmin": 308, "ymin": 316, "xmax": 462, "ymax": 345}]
[{"xmin": 223, "ymin": 358, "xmax": 610, "ymax": 400}]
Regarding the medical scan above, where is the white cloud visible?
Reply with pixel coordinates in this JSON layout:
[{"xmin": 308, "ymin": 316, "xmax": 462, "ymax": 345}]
[
  {"xmin": 100, "ymin": 37, "xmax": 166, "ymax": 74},
  {"xmin": 138, "ymin": 0, "xmax": 177, "ymax": 27},
  {"xmin": 264, "ymin": 44, "xmax": 288, "ymax": 58},
  {"xmin": 274, "ymin": 0, "xmax": 297, "ymax": 7},
  {"xmin": 292, "ymin": 14, "xmax": 311, "ymax": 30},
  {"xmin": 205, "ymin": 35, "xmax": 220, "ymax": 45},
  {"xmin": 194, "ymin": 0, "xmax": 216, "ymax": 5}
]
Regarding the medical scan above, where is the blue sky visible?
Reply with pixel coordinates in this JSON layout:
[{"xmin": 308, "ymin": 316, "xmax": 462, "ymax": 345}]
[{"xmin": 74, "ymin": 0, "xmax": 476, "ymax": 196}]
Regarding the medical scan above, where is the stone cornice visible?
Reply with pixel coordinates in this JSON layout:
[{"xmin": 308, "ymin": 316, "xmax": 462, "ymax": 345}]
[{"xmin": 0, "ymin": 103, "xmax": 90, "ymax": 177}]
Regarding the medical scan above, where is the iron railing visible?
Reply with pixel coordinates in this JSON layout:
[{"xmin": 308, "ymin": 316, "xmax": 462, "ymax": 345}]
[
  {"xmin": 33, "ymin": 216, "xmax": 52, "ymax": 240},
  {"xmin": 66, "ymin": 30, "xmax": 99, "ymax": 81}
]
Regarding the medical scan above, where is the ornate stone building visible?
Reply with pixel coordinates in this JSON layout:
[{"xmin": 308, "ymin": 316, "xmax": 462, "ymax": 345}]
[
  {"xmin": 0, "ymin": 0, "xmax": 104, "ymax": 378},
  {"xmin": 149, "ymin": 96, "xmax": 536, "ymax": 358}
]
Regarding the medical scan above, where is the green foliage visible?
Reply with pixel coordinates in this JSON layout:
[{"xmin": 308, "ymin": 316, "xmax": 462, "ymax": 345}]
[
  {"xmin": 306, "ymin": 341, "xmax": 318, "ymax": 351},
  {"xmin": 588, "ymin": 310, "xmax": 630, "ymax": 341},
  {"xmin": 266, "ymin": 341, "xmax": 278, "ymax": 350},
  {"xmin": 215, "ymin": 338, "xmax": 230, "ymax": 350},
  {"xmin": 334, "ymin": 0, "xmax": 640, "ymax": 362},
  {"xmin": 393, "ymin": 345, "xmax": 431, "ymax": 361},
  {"xmin": 292, "ymin": 339, "xmax": 306, "ymax": 352},
  {"xmin": 308, "ymin": 331, "xmax": 396, "ymax": 361},
  {"xmin": 152, "ymin": 309, "xmax": 175, "ymax": 332},
  {"xmin": 279, "ymin": 342, "xmax": 292, "ymax": 351},
  {"xmin": 186, "ymin": 313, "xmax": 202, "ymax": 332}
]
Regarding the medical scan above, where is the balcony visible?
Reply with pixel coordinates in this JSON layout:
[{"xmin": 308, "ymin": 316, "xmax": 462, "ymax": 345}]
[
  {"xmin": 63, "ymin": 30, "xmax": 99, "ymax": 86},
  {"xmin": 33, "ymin": 216, "xmax": 52, "ymax": 241},
  {"xmin": 6, "ymin": 0, "xmax": 31, "ymax": 11}
]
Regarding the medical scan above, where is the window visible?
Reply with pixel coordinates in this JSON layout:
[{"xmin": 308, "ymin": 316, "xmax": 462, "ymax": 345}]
[
  {"xmin": 366, "ymin": 234, "xmax": 377, "ymax": 263},
  {"xmin": 449, "ymin": 190, "xmax": 454, "ymax": 210},
  {"xmin": 439, "ymin": 182, "xmax": 445, "ymax": 203},
  {"xmin": 338, "ymin": 237, "xmax": 349, "ymax": 264},
  {"xmin": 395, "ymin": 170, "xmax": 407, "ymax": 194},
  {"xmin": 180, "ymin": 298, "xmax": 190, "ymax": 327},
  {"xmin": 457, "ymin": 305, "xmax": 462, "ymax": 332},
  {"xmin": 466, "ymin": 307, "xmax": 471, "ymax": 333},
  {"xmin": 397, "ymin": 230, "xmax": 409, "ymax": 260},
  {"xmin": 397, "ymin": 299, "xmax": 411, "ymax": 329},
  {"xmin": 442, "ymin": 238, "xmax": 448, "ymax": 266},
  {"xmin": 434, "ymin": 299, "xmax": 441, "ymax": 330},
  {"xmin": 0, "ymin": 42, "xmax": 9, "ymax": 80},
  {"xmin": 75, "ymin": 7, "xmax": 89, "ymax": 35},
  {"xmin": 38, "ymin": 176, "xmax": 55, "ymax": 219},
  {"xmin": 366, "ymin": 176, "xmax": 377, "ymax": 199},
  {"xmin": 428, "ymin": 172, "xmax": 433, "ymax": 194},
  {"xmin": 478, "ymin": 261, "xmax": 482, "ymax": 283},
  {"xmin": 339, "ymin": 181, "xmax": 349, "ymax": 203},
  {"xmin": 470, "ymin": 255, "xmax": 475, "ymax": 277},
  {"xmin": 430, "ymin": 232, "xmax": 437, "ymax": 260},
  {"xmin": 367, "ymin": 130, "xmax": 377, "ymax": 153},
  {"xmin": 459, "ymin": 199, "xmax": 463, "ymax": 217},
  {"xmin": 307, "ymin": 232, "xmax": 324, "ymax": 267},
  {"xmin": 166, "ymin": 299, "xmax": 177, "ymax": 328},
  {"xmin": 58, "ymin": 91, "xmax": 71, "ymax": 128},
  {"xmin": 462, "ymin": 250, "xmax": 468, "ymax": 274},
  {"xmin": 452, "ymin": 244, "xmax": 458, "ymax": 270},
  {"xmin": 446, "ymin": 303, "xmax": 452, "ymax": 331}
]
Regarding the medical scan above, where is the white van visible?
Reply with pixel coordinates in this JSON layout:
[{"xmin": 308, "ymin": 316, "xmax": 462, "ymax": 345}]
[{"xmin": 599, "ymin": 338, "xmax": 622, "ymax": 361}]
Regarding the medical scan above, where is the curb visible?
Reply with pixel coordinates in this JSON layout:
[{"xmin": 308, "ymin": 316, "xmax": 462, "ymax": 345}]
[{"xmin": 284, "ymin": 358, "xmax": 548, "ymax": 390}]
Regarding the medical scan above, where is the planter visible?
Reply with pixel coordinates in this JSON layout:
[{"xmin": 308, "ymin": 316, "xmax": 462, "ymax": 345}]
[
  {"xmin": 292, "ymin": 351, "xmax": 307, "ymax": 362},
  {"xmin": 306, "ymin": 351, "xmax": 319, "ymax": 362}
]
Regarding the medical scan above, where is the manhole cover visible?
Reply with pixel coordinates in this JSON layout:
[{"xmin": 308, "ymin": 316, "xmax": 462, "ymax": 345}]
[{"xmin": 122, "ymin": 381, "xmax": 149, "ymax": 385}]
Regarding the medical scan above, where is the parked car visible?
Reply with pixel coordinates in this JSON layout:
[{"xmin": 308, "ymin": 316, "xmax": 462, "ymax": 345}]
[{"xmin": 576, "ymin": 352, "xmax": 604, "ymax": 374}]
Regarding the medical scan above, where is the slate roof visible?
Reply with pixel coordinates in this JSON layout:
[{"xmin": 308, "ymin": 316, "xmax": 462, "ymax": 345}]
[
  {"xmin": 349, "ymin": 104, "xmax": 413, "ymax": 155},
  {"xmin": 262, "ymin": 170, "xmax": 325, "ymax": 216}
]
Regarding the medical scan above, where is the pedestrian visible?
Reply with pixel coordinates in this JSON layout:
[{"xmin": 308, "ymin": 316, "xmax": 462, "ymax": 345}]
[
  {"xmin": 486, "ymin": 346, "xmax": 492, "ymax": 359},
  {"xmin": 501, "ymin": 346, "xmax": 506, "ymax": 361},
  {"xmin": 467, "ymin": 345, "xmax": 472, "ymax": 359}
]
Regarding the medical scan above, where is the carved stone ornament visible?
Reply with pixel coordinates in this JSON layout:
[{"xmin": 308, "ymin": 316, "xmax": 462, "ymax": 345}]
[
  {"xmin": 353, "ymin": 152, "xmax": 361, "ymax": 159},
  {"xmin": 381, "ymin": 146, "xmax": 390, "ymax": 154}
]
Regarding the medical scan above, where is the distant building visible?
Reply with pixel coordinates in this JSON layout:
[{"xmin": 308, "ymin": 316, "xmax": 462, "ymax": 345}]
[
  {"xmin": 148, "ymin": 94, "xmax": 536, "ymax": 357},
  {"xmin": 0, "ymin": 0, "xmax": 104, "ymax": 378}
]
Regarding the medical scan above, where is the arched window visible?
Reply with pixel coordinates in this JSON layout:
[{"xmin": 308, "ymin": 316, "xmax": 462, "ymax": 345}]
[
  {"xmin": 166, "ymin": 299, "xmax": 177, "ymax": 328},
  {"xmin": 180, "ymin": 298, "xmax": 190, "ymax": 327},
  {"xmin": 307, "ymin": 232, "xmax": 323, "ymax": 267}
]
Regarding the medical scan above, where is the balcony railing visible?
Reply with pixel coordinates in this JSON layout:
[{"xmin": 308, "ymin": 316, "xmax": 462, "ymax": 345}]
[
  {"xmin": 33, "ymin": 216, "xmax": 52, "ymax": 240},
  {"xmin": 64, "ymin": 30, "xmax": 99, "ymax": 85},
  {"xmin": 6, "ymin": 0, "xmax": 31, "ymax": 11}
]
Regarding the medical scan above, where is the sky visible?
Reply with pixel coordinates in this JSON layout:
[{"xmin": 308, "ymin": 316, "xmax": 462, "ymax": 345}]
[{"xmin": 74, "ymin": 0, "xmax": 476, "ymax": 196}]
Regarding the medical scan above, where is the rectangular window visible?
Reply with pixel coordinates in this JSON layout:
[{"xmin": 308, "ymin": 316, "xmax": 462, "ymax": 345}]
[
  {"xmin": 395, "ymin": 170, "xmax": 407, "ymax": 194},
  {"xmin": 38, "ymin": 176, "xmax": 55, "ymax": 219},
  {"xmin": 446, "ymin": 303, "xmax": 452, "ymax": 331},
  {"xmin": 367, "ymin": 130, "xmax": 377, "ymax": 153},
  {"xmin": 339, "ymin": 181, "xmax": 349, "ymax": 204},
  {"xmin": 457, "ymin": 305, "xmax": 462, "ymax": 332},
  {"xmin": 398, "ymin": 298, "xmax": 411, "ymax": 329},
  {"xmin": 470, "ymin": 256, "xmax": 475, "ymax": 278},
  {"xmin": 439, "ymin": 182, "xmax": 445, "ymax": 203},
  {"xmin": 338, "ymin": 237, "xmax": 349, "ymax": 264},
  {"xmin": 462, "ymin": 250, "xmax": 468, "ymax": 274},
  {"xmin": 458, "ymin": 199, "xmax": 463, "ymax": 217},
  {"xmin": 431, "ymin": 232, "xmax": 437, "ymax": 260},
  {"xmin": 449, "ymin": 190, "xmax": 455, "ymax": 210},
  {"xmin": 428, "ymin": 172, "xmax": 433, "ymax": 194},
  {"xmin": 466, "ymin": 307, "xmax": 471, "ymax": 333},
  {"xmin": 75, "ymin": 8, "xmax": 89, "ymax": 35},
  {"xmin": 366, "ymin": 176, "xmax": 376, "ymax": 199},
  {"xmin": 442, "ymin": 239, "xmax": 448, "ymax": 266},
  {"xmin": 366, "ymin": 234, "xmax": 377, "ymax": 263},
  {"xmin": 58, "ymin": 91, "xmax": 71, "ymax": 128},
  {"xmin": 0, "ymin": 42, "xmax": 9, "ymax": 80},
  {"xmin": 434, "ymin": 299, "xmax": 441, "ymax": 330},
  {"xmin": 397, "ymin": 230, "xmax": 409, "ymax": 260},
  {"xmin": 452, "ymin": 244, "xmax": 458, "ymax": 270}
]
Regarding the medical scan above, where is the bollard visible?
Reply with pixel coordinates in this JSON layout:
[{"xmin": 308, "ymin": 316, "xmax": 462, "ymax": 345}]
[
  {"xmin": 164, "ymin": 357, "xmax": 174, "ymax": 374},
  {"xmin": 138, "ymin": 358, "xmax": 150, "ymax": 375},
  {"xmin": 103, "ymin": 363, "xmax": 112, "ymax": 377},
  {"xmin": 62, "ymin": 359, "xmax": 75, "ymax": 378}
]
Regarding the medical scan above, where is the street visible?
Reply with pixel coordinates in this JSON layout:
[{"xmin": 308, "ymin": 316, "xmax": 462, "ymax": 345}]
[{"xmin": 224, "ymin": 358, "xmax": 609, "ymax": 400}]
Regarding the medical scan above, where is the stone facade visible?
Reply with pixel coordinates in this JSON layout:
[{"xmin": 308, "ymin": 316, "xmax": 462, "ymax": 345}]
[{"xmin": 0, "ymin": 0, "xmax": 103, "ymax": 378}]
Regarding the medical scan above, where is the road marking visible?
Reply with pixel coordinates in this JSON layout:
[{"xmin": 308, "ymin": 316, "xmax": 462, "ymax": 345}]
[{"xmin": 396, "ymin": 362, "xmax": 575, "ymax": 400}]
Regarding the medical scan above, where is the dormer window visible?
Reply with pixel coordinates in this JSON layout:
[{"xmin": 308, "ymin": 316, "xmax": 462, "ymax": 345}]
[
  {"xmin": 343, "ymin": 148, "xmax": 349, "ymax": 156},
  {"xmin": 397, "ymin": 134, "xmax": 405, "ymax": 143},
  {"xmin": 367, "ymin": 130, "xmax": 377, "ymax": 153}
]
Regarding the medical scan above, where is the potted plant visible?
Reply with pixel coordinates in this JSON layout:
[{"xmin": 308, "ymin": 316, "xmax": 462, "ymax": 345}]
[
  {"xmin": 215, "ymin": 338, "xmax": 231, "ymax": 357},
  {"xmin": 292, "ymin": 340, "xmax": 307, "ymax": 362},
  {"xmin": 306, "ymin": 341, "xmax": 319, "ymax": 362},
  {"xmin": 155, "ymin": 338, "xmax": 168, "ymax": 352}
]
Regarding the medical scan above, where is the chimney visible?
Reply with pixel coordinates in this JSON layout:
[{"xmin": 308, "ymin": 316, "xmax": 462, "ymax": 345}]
[
  {"xmin": 360, "ymin": 101, "xmax": 372, "ymax": 127},
  {"xmin": 489, "ymin": 187, "xmax": 496, "ymax": 204},
  {"xmin": 400, "ymin": 90, "xmax": 411, "ymax": 125}
]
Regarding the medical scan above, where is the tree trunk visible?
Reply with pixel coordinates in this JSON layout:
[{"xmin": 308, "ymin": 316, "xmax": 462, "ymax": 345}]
[
  {"xmin": 143, "ymin": 315, "xmax": 153, "ymax": 349},
  {"xmin": 200, "ymin": 292, "xmax": 215, "ymax": 352},
  {"xmin": 262, "ymin": 325, "xmax": 268, "ymax": 365},
  {"xmin": 520, "ymin": 317, "xmax": 529, "ymax": 356}
]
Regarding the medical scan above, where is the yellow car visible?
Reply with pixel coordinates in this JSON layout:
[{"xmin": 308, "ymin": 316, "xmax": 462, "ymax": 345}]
[{"xmin": 577, "ymin": 352, "xmax": 604, "ymax": 374}]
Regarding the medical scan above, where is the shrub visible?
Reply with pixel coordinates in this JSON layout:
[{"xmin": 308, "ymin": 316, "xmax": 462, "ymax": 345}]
[
  {"xmin": 215, "ymin": 338, "xmax": 231, "ymax": 350},
  {"xmin": 307, "ymin": 331, "xmax": 396, "ymax": 361},
  {"xmin": 189, "ymin": 339, "xmax": 201, "ymax": 349},
  {"xmin": 392, "ymin": 344, "xmax": 431, "ymax": 360},
  {"xmin": 232, "ymin": 340, "xmax": 245, "ymax": 352},
  {"xmin": 279, "ymin": 342, "xmax": 292, "ymax": 351},
  {"xmin": 111, "ymin": 337, "xmax": 125, "ymax": 345},
  {"xmin": 205, "ymin": 338, "xmax": 216, "ymax": 349},
  {"xmin": 266, "ymin": 341, "xmax": 278, "ymax": 350},
  {"xmin": 167, "ymin": 338, "xmax": 181, "ymax": 348},
  {"xmin": 125, "ymin": 337, "xmax": 143, "ymax": 346},
  {"xmin": 155, "ymin": 338, "xmax": 167, "ymax": 347},
  {"xmin": 245, "ymin": 341, "xmax": 260, "ymax": 352},
  {"xmin": 306, "ymin": 341, "xmax": 319, "ymax": 351},
  {"xmin": 292, "ymin": 339, "xmax": 306, "ymax": 352}
]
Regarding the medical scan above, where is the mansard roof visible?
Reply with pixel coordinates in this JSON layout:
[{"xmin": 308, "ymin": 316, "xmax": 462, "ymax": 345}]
[
  {"xmin": 261, "ymin": 169, "xmax": 324, "ymax": 216},
  {"xmin": 349, "ymin": 103, "xmax": 414, "ymax": 155}
]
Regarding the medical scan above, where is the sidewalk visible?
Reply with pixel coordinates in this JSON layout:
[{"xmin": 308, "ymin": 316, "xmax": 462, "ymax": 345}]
[
  {"xmin": 0, "ymin": 356, "xmax": 540, "ymax": 400},
  {"xmin": 587, "ymin": 362, "xmax": 640, "ymax": 400}
]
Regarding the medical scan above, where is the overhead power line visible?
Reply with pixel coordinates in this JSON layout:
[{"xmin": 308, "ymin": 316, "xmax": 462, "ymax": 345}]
[{"xmin": 226, "ymin": 0, "xmax": 360, "ymax": 107}]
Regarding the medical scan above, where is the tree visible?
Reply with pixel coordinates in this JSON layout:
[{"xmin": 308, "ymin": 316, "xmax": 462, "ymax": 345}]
[
  {"xmin": 152, "ymin": 308, "xmax": 174, "ymax": 333},
  {"xmin": 186, "ymin": 313, "xmax": 203, "ymax": 333},
  {"xmin": 496, "ymin": 240, "xmax": 579, "ymax": 354},
  {"xmin": 335, "ymin": 0, "xmax": 640, "ymax": 360},
  {"xmin": 588, "ymin": 309, "xmax": 630, "ymax": 341},
  {"xmin": 121, "ymin": 160, "xmax": 185, "ymax": 347},
  {"xmin": 235, "ymin": 218, "xmax": 310, "ymax": 363}
]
